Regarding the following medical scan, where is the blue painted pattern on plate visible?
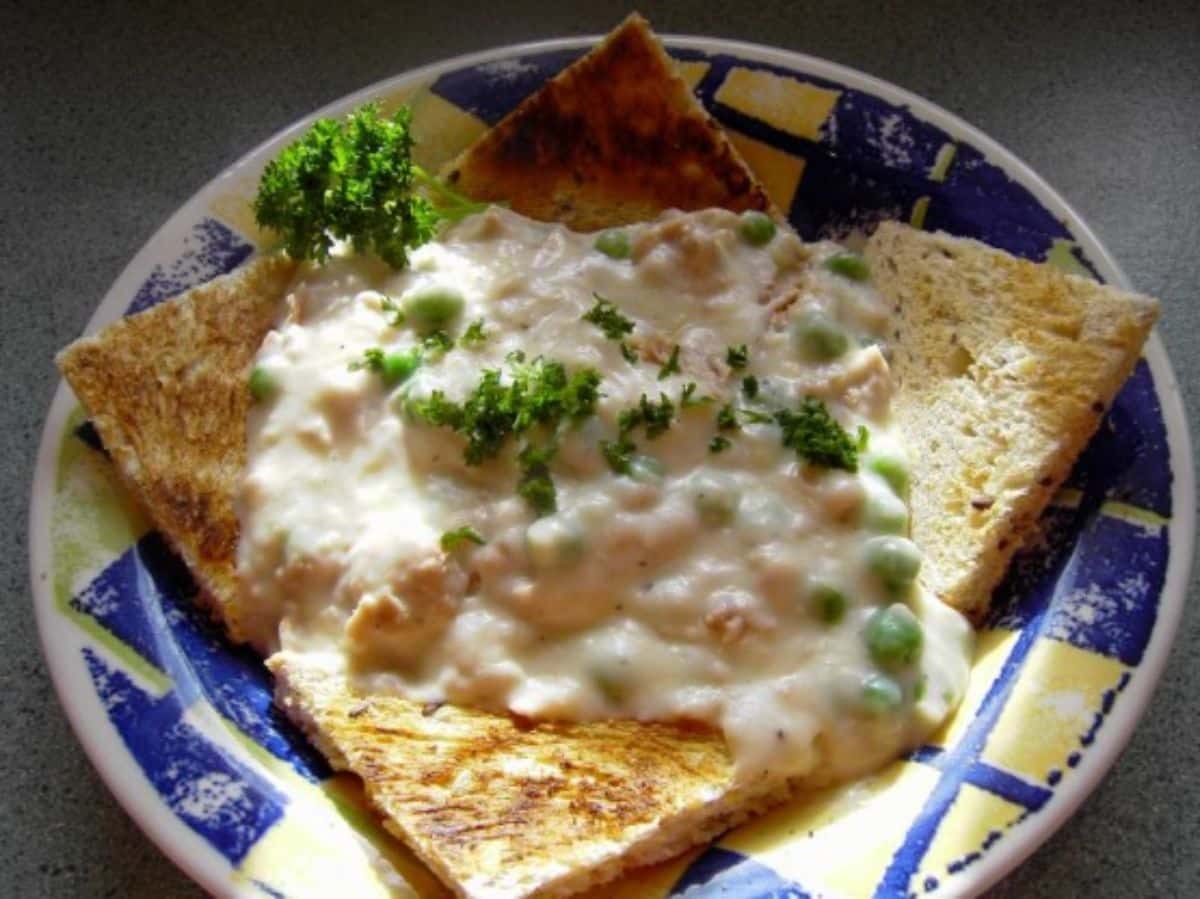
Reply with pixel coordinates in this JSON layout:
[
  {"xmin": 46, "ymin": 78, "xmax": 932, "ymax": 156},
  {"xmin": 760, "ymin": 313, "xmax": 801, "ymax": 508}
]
[
  {"xmin": 71, "ymin": 533, "xmax": 329, "ymax": 781},
  {"xmin": 82, "ymin": 647, "xmax": 286, "ymax": 864},
  {"xmin": 126, "ymin": 217, "xmax": 253, "ymax": 316}
]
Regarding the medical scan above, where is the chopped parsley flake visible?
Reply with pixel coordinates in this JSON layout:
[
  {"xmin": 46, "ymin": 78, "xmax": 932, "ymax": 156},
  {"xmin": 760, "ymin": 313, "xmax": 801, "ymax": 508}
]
[
  {"xmin": 740, "ymin": 408, "xmax": 774, "ymax": 425},
  {"xmin": 407, "ymin": 357, "xmax": 602, "ymax": 513},
  {"xmin": 582, "ymin": 295, "xmax": 635, "ymax": 341},
  {"xmin": 657, "ymin": 345, "xmax": 681, "ymax": 380},
  {"xmin": 422, "ymin": 330, "xmax": 454, "ymax": 357},
  {"xmin": 680, "ymin": 382, "xmax": 712, "ymax": 408},
  {"xmin": 380, "ymin": 296, "xmax": 406, "ymax": 327},
  {"xmin": 619, "ymin": 393, "xmax": 675, "ymax": 439},
  {"xmin": 709, "ymin": 435, "xmax": 732, "ymax": 454},
  {"xmin": 775, "ymin": 398, "xmax": 859, "ymax": 471},
  {"xmin": 742, "ymin": 375, "xmax": 759, "ymax": 399},
  {"xmin": 517, "ymin": 442, "xmax": 558, "ymax": 516},
  {"xmin": 726, "ymin": 344, "xmax": 749, "ymax": 369},
  {"xmin": 716, "ymin": 403, "xmax": 739, "ymax": 431},
  {"xmin": 440, "ymin": 526, "xmax": 485, "ymax": 551},
  {"xmin": 460, "ymin": 318, "xmax": 488, "ymax": 347},
  {"xmin": 350, "ymin": 347, "xmax": 422, "ymax": 387},
  {"xmin": 620, "ymin": 341, "xmax": 639, "ymax": 364},
  {"xmin": 600, "ymin": 435, "xmax": 636, "ymax": 475}
]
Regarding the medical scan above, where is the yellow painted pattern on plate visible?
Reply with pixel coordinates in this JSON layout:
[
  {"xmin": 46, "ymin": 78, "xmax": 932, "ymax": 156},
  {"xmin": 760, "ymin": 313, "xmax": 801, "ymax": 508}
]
[
  {"xmin": 714, "ymin": 67, "xmax": 840, "ymax": 140},
  {"xmin": 727, "ymin": 131, "xmax": 806, "ymax": 212},
  {"xmin": 51, "ymin": 410, "xmax": 167, "ymax": 689},
  {"xmin": 721, "ymin": 762, "xmax": 941, "ymax": 897},
  {"xmin": 410, "ymin": 90, "xmax": 488, "ymax": 172},
  {"xmin": 929, "ymin": 143, "xmax": 957, "ymax": 182},
  {"xmin": 928, "ymin": 627, "xmax": 1017, "ymax": 752},
  {"xmin": 983, "ymin": 639, "xmax": 1126, "ymax": 783},
  {"xmin": 916, "ymin": 784, "xmax": 1027, "ymax": 888},
  {"xmin": 221, "ymin": 708, "xmax": 440, "ymax": 898},
  {"xmin": 1101, "ymin": 500, "xmax": 1169, "ymax": 531},
  {"xmin": 675, "ymin": 60, "xmax": 711, "ymax": 91},
  {"xmin": 236, "ymin": 772, "xmax": 420, "ymax": 899},
  {"xmin": 909, "ymin": 195, "xmax": 931, "ymax": 230},
  {"xmin": 1044, "ymin": 238, "xmax": 1095, "ymax": 278}
]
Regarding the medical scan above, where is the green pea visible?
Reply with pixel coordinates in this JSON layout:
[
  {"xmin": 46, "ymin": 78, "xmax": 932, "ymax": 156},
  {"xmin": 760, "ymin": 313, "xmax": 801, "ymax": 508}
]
[
  {"xmin": 868, "ymin": 453, "xmax": 910, "ymax": 497},
  {"xmin": 379, "ymin": 349, "xmax": 422, "ymax": 387},
  {"xmin": 807, "ymin": 578, "xmax": 847, "ymax": 624},
  {"xmin": 861, "ymin": 490, "xmax": 909, "ymax": 534},
  {"xmin": 248, "ymin": 366, "xmax": 276, "ymax": 403},
  {"xmin": 864, "ymin": 604, "xmax": 924, "ymax": 668},
  {"xmin": 692, "ymin": 474, "xmax": 740, "ymax": 526},
  {"xmin": 860, "ymin": 673, "xmax": 904, "ymax": 715},
  {"xmin": 526, "ymin": 516, "xmax": 584, "ymax": 569},
  {"xmin": 594, "ymin": 229, "xmax": 632, "ymax": 260},
  {"xmin": 403, "ymin": 286, "xmax": 464, "ymax": 334},
  {"xmin": 864, "ymin": 536, "xmax": 922, "ymax": 593},
  {"xmin": 792, "ymin": 309, "xmax": 849, "ymax": 361},
  {"xmin": 825, "ymin": 252, "xmax": 871, "ymax": 281},
  {"xmin": 737, "ymin": 211, "xmax": 777, "ymax": 246},
  {"xmin": 628, "ymin": 454, "xmax": 664, "ymax": 484}
]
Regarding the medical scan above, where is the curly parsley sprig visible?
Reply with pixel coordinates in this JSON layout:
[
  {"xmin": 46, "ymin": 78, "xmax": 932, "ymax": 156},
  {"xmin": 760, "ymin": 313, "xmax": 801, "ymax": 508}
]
[{"xmin": 253, "ymin": 103, "xmax": 486, "ymax": 269}]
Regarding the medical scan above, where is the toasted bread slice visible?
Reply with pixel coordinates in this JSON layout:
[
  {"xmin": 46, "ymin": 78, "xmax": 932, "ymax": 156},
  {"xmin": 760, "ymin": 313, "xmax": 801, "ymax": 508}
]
[
  {"xmin": 441, "ymin": 14, "xmax": 774, "ymax": 230},
  {"xmin": 267, "ymin": 655, "xmax": 794, "ymax": 899},
  {"xmin": 55, "ymin": 254, "xmax": 298, "ymax": 648},
  {"xmin": 866, "ymin": 223, "xmax": 1159, "ymax": 616}
]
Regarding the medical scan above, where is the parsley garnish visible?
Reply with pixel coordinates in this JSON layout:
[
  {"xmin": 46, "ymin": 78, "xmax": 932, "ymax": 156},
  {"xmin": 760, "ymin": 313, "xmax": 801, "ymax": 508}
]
[
  {"xmin": 740, "ymin": 408, "xmax": 774, "ymax": 425},
  {"xmin": 709, "ymin": 435, "xmax": 732, "ymax": 454},
  {"xmin": 423, "ymin": 330, "xmax": 454, "ymax": 357},
  {"xmin": 716, "ymin": 404, "xmax": 739, "ymax": 431},
  {"xmin": 726, "ymin": 345, "xmax": 749, "ymax": 369},
  {"xmin": 680, "ymin": 382, "xmax": 712, "ymax": 408},
  {"xmin": 775, "ymin": 398, "xmax": 859, "ymax": 471},
  {"xmin": 620, "ymin": 341, "xmax": 639, "ymax": 364},
  {"xmin": 380, "ymin": 296, "xmax": 405, "ymax": 327},
  {"xmin": 517, "ymin": 442, "xmax": 559, "ymax": 516},
  {"xmin": 742, "ymin": 375, "xmax": 759, "ymax": 399},
  {"xmin": 408, "ymin": 357, "xmax": 602, "ymax": 513},
  {"xmin": 582, "ymin": 295, "xmax": 635, "ymax": 341},
  {"xmin": 253, "ymin": 103, "xmax": 484, "ymax": 269},
  {"xmin": 619, "ymin": 393, "xmax": 675, "ymax": 439},
  {"xmin": 600, "ymin": 436, "xmax": 636, "ymax": 475},
  {"xmin": 657, "ymin": 345, "xmax": 681, "ymax": 380},
  {"xmin": 407, "ymin": 389, "xmax": 462, "ymax": 428},
  {"xmin": 350, "ymin": 347, "xmax": 422, "ymax": 387},
  {"xmin": 460, "ymin": 319, "xmax": 488, "ymax": 348},
  {"xmin": 440, "ymin": 526, "xmax": 485, "ymax": 551}
]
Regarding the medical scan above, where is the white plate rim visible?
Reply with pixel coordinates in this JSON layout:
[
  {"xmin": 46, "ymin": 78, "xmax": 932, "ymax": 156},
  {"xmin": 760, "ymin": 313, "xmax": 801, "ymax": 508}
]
[{"xmin": 28, "ymin": 31, "xmax": 1196, "ymax": 899}]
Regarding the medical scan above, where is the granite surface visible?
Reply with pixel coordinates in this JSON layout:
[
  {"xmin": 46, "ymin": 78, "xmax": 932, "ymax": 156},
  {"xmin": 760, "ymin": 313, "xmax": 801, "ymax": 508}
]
[{"xmin": 2, "ymin": 0, "xmax": 1198, "ymax": 896}]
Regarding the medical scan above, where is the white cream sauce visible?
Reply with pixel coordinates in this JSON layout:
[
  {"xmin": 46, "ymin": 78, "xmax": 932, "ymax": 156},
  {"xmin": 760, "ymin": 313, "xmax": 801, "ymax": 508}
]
[{"xmin": 238, "ymin": 207, "xmax": 972, "ymax": 784}]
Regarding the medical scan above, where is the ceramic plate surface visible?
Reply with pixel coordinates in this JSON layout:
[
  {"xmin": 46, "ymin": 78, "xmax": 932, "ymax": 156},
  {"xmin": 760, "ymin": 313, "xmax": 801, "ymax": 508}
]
[{"xmin": 29, "ymin": 34, "xmax": 1195, "ymax": 899}]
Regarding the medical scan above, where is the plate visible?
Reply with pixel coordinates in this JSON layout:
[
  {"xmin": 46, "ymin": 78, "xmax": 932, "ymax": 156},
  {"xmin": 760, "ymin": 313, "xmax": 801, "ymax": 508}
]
[{"xmin": 28, "ymin": 33, "xmax": 1195, "ymax": 899}]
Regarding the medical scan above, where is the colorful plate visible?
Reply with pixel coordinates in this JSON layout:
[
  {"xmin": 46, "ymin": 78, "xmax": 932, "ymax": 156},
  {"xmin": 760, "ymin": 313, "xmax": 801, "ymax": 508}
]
[{"xmin": 29, "ymin": 34, "xmax": 1195, "ymax": 899}]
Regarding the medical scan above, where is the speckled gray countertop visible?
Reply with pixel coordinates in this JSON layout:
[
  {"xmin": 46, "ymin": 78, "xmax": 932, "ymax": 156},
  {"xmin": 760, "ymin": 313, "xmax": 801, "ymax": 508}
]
[{"xmin": 3, "ymin": 1, "xmax": 1198, "ymax": 896}]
